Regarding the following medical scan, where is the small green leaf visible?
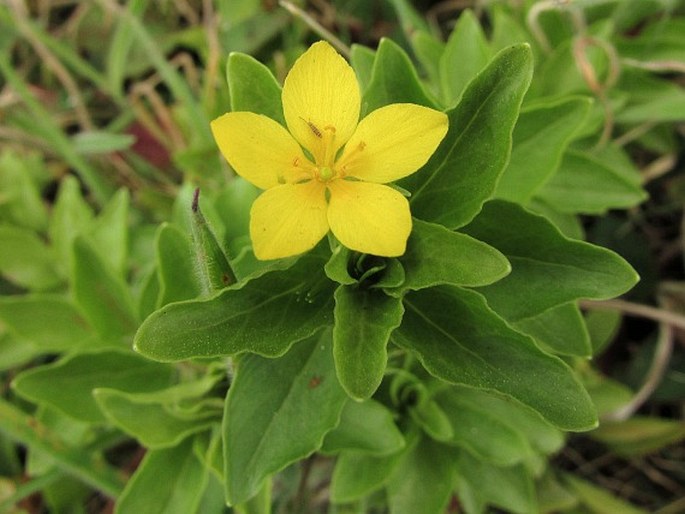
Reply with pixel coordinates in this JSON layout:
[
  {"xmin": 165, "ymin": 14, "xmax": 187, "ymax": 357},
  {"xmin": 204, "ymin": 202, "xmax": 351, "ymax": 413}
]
[
  {"xmin": 87, "ymin": 188, "xmax": 130, "ymax": 277},
  {"xmin": 227, "ymin": 52, "xmax": 284, "ymax": 125},
  {"xmin": 409, "ymin": 398, "xmax": 453, "ymax": 442},
  {"xmin": 322, "ymin": 399, "xmax": 405, "ymax": 455},
  {"xmin": 439, "ymin": 9, "xmax": 492, "ymax": 106},
  {"xmin": 386, "ymin": 436, "xmax": 457, "ymax": 514},
  {"xmin": 616, "ymin": 69, "xmax": 685, "ymax": 123},
  {"xmin": 0, "ymin": 226, "xmax": 61, "ymax": 291},
  {"xmin": 535, "ymin": 149, "xmax": 647, "ymax": 215},
  {"xmin": 331, "ymin": 450, "xmax": 403, "ymax": 503},
  {"xmin": 71, "ymin": 131, "xmax": 135, "ymax": 154},
  {"xmin": 0, "ymin": 295, "xmax": 93, "ymax": 352},
  {"xmin": 363, "ymin": 38, "xmax": 437, "ymax": 114},
  {"xmin": 12, "ymin": 349, "xmax": 175, "ymax": 423},
  {"xmin": 135, "ymin": 252, "xmax": 334, "ymax": 361},
  {"xmin": 0, "ymin": 151, "xmax": 49, "ymax": 231},
  {"xmin": 191, "ymin": 188, "xmax": 236, "ymax": 292},
  {"xmin": 395, "ymin": 286, "xmax": 597, "ymax": 431},
  {"xmin": 403, "ymin": 44, "xmax": 533, "ymax": 229},
  {"xmin": 562, "ymin": 474, "xmax": 648, "ymax": 514},
  {"xmin": 495, "ymin": 96, "xmax": 593, "ymax": 203},
  {"xmin": 394, "ymin": 219, "xmax": 510, "ymax": 294},
  {"xmin": 455, "ymin": 450, "xmax": 537, "ymax": 514},
  {"xmin": 591, "ymin": 417, "xmax": 685, "ymax": 457},
  {"xmin": 514, "ymin": 302, "xmax": 592, "ymax": 357},
  {"xmin": 223, "ymin": 331, "xmax": 347, "ymax": 505},
  {"xmin": 333, "ymin": 286, "xmax": 404, "ymax": 400},
  {"xmin": 155, "ymin": 223, "xmax": 202, "ymax": 306},
  {"xmin": 436, "ymin": 388, "xmax": 533, "ymax": 466},
  {"xmin": 48, "ymin": 176, "xmax": 94, "ymax": 277},
  {"xmin": 72, "ymin": 235, "xmax": 138, "ymax": 340},
  {"xmin": 462, "ymin": 200, "xmax": 640, "ymax": 321},
  {"xmin": 410, "ymin": 32, "xmax": 444, "ymax": 97},
  {"xmin": 114, "ymin": 438, "xmax": 208, "ymax": 514},
  {"xmin": 350, "ymin": 44, "xmax": 376, "ymax": 93},
  {"xmin": 94, "ymin": 386, "xmax": 219, "ymax": 448}
]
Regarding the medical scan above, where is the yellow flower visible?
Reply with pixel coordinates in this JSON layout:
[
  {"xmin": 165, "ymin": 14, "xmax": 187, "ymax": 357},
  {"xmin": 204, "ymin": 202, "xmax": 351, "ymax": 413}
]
[{"xmin": 211, "ymin": 41, "xmax": 448, "ymax": 260}]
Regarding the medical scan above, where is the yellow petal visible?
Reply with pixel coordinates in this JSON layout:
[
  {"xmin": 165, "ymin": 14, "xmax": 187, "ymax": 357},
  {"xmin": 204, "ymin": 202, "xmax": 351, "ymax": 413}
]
[
  {"xmin": 211, "ymin": 112, "xmax": 311, "ymax": 190},
  {"xmin": 250, "ymin": 181, "xmax": 329, "ymax": 260},
  {"xmin": 336, "ymin": 103, "xmax": 448, "ymax": 183},
  {"xmin": 327, "ymin": 180, "xmax": 412, "ymax": 257},
  {"xmin": 282, "ymin": 41, "xmax": 361, "ymax": 165}
]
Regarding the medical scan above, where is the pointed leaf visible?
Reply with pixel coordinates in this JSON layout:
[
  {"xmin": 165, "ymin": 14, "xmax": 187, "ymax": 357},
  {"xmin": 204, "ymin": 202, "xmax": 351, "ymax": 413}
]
[
  {"xmin": 395, "ymin": 286, "xmax": 597, "ymax": 430},
  {"xmin": 72, "ymin": 235, "xmax": 138, "ymax": 339},
  {"xmin": 333, "ymin": 286, "xmax": 404, "ymax": 400},
  {"xmin": 94, "ymin": 384, "xmax": 220, "ymax": 448},
  {"xmin": 439, "ymin": 9, "xmax": 492, "ymax": 106},
  {"xmin": 0, "ymin": 226, "xmax": 61, "ymax": 291},
  {"xmin": 135, "ymin": 252, "xmax": 335, "ymax": 361},
  {"xmin": 394, "ymin": 219, "xmax": 510, "ymax": 294},
  {"xmin": 331, "ymin": 450, "xmax": 403, "ymax": 503},
  {"xmin": 462, "ymin": 200, "xmax": 640, "ymax": 321},
  {"xmin": 223, "ymin": 331, "xmax": 347, "ymax": 505},
  {"xmin": 115, "ymin": 439, "xmax": 208, "ymax": 514},
  {"xmin": 0, "ymin": 295, "xmax": 93, "ymax": 352},
  {"xmin": 455, "ymin": 450, "xmax": 537, "ymax": 514},
  {"xmin": 514, "ymin": 302, "xmax": 592, "ymax": 357},
  {"xmin": 322, "ymin": 399, "xmax": 404, "ymax": 455},
  {"xmin": 12, "ymin": 349, "xmax": 174, "ymax": 423},
  {"xmin": 155, "ymin": 223, "xmax": 202, "ymax": 306},
  {"xmin": 87, "ymin": 188, "xmax": 129, "ymax": 277},
  {"xmin": 227, "ymin": 52, "xmax": 284, "ymax": 125},
  {"xmin": 536, "ymin": 148, "xmax": 647, "ymax": 214},
  {"xmin": 386, "ymin": 436, "xmax": 457, "ymax": 514},
  {"xmin": 495, "ymin": 96, "xmax": 592, "ymax": 203},
  {"xmin": 403, "ymin": 44, "xmax": 533, "ymax": 229},
  {"xmin": 363, "ymin": 38, "xmax": 437, "ymax": 114}
]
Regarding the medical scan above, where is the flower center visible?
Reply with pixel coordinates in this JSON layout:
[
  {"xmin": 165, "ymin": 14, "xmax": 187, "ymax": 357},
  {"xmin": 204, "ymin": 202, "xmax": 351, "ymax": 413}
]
[{"xmin": 318, "ymin": 166, "xmax": 336, "ymax": 182}]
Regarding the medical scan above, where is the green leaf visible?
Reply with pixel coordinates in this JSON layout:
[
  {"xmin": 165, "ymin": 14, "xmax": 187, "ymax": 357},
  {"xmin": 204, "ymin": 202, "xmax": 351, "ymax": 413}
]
[
  {"xmin": 0, "ymin": 226, "xmax": 61, "ymax": 291},
  {"xmin": 495, "ymin": 96, "xmax": 593, "ymax": 203},
  {"xmin": 362, "ymin": 38, "xmax": 437, "ymax": 114},
  {"xmin": 71, "ymin": 131, "xmax": 135, "ymax": 154},
  {"xmin": 331, "ymin": 450, "xmax": 403, "ymax": 503},
  {"xmin": 114, "ymin": 438, "xmax": 209, "ymax": 514},
  {"xmin": 0, "ymin": 295, "xmax": 93, "ymax": 352},
  {"xmin": 223, "ymin": 331, "xmax": 347, "ymax": 505},
  {"xmin": 514, "ymin": 302, "xmax": 592, "ymax": 357},
  {"xmin": 535, "ymin": 148, "xmax": 647, "ymax": 214},
  {"xmin": 386, "ymin": 436, "xmax": 457, "ymax": 514},
  {"xmin": 87, "ymin": 188, "xmax": 130, "ymax": 277},
  {"xmin": 72, "ymin": 235, "xmax": 138, "ymax": 340},
  {"xmin": 12, "ymin": 349, "xmax": 175, "ymax": 423},
  {"xmin": 463, "ymin": 201, "xmax": 640, "ymax": 321},
  {"xmin": 395, "ymin": 286, "xmax": 597, "ymax": 430},
  {"xmin": 436, "ymin": 388, "xmax": 533, "ymax": 466},
  {"xmin": 439, "ymin": 9, "xmax": 492, "ymax": 106},
  {"xmin": 155, "ymin": 223, "xmax": 202, "ymax": 306},
  {"xmin": 455, "ymin": 450, "xmax": 537, "ymax": 514},
  {"xmin": 585, "ymin": 308, "xmax": 622, "ymax": 355},
  {"xmin": 321, "ymin": 399, "xmax": 404, "ymax": 455},
  {"xmin": 562, "ymin": 474, "xmax": 648, "ymax": 514},
  {"xmin": 445, "ymin": 386, "xmax": 564, "ymax": 457},
  {"xmin": 227, "ymin": 52, "xmax": 284, "ymax": 125},
  {"xmin": 135, "ymin": 252, "xmax": 334, "ymax": 361},
  {"xmin": 0, "ymin": 151, "xmax": 49, "ymax": 231},
  {"xmin": 350, "ymin": 44, "xmax": 376, "ymax": 93},
  {"xmin": 410, "ymin": 32, "xmax": 443, "ymax": 97},
  {"xmin": 94, "ymin": 383, "xmax": 220, "ymax": 448},
  {"xmin": 191, "ymin": 189, "xmax": 236, "ymax": 292},
  {"xmin": 591, "ymin": 417, "xmax": 685, "ymax": 457},
  {"xmin": 333, "ymin": 286, "xmax": 404, "ymax": 400},
  {"xmin": 616, "ymin": 69, "xmax": 685, "ymax": 123},
  {"xmin": 48, "ymin": 176, "xmax": 94, "ymax": 277},
  {"xmin": 393, "ymin": 219, "xmax": 510, "ymax": 294},
  {"xmin": 403, "ymin": 44, "xmax": 533, "ymax": 229}
]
